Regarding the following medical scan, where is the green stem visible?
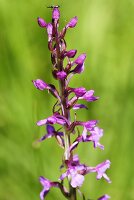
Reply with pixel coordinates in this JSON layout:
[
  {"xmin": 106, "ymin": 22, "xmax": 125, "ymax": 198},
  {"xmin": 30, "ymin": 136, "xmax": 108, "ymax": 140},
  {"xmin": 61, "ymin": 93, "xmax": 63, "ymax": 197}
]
[
  {"xmin": 55, "ymin": 26, "xmax": 77, "ymax": 200},
  {"xmin": 64, "ymin": 130, "xmax": 70, "ymax": 160},
  {"xmin": 69, "ymin": 185, "xmax": 77, "ymax": 200}
]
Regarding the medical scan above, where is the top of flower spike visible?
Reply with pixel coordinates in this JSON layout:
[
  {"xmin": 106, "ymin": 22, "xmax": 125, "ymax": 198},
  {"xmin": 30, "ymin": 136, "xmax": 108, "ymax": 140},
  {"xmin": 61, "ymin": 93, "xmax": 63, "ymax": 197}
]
[
  {"xmin": 52, "ymin": 7, "xmax": 60, "ymax": 20},
  {"xmin": 47, "ymin": 5, "xmax": 60, "ymax": 9}
]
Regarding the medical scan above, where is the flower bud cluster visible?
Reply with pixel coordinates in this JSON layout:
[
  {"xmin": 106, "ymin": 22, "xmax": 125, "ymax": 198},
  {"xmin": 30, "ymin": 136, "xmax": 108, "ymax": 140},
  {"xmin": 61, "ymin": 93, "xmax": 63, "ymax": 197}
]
[{"xmin": 33, "ymin": 6, "xmax": 111, "ymax": 200}]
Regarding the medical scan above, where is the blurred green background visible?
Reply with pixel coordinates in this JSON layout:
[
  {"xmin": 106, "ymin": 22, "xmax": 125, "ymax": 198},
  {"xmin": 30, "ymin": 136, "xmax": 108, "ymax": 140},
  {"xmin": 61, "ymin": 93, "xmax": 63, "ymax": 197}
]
[{"xmin": 0, "ymin": 0, "xmax": 134, "ymax": 199}]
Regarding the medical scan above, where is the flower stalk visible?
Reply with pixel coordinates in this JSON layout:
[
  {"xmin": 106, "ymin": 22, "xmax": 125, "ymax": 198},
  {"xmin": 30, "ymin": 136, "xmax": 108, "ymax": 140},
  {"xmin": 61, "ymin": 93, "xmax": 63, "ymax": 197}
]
[
  {"xmin": 33, "ymin": 6, "xmax": 111, "ymax": 200},
  {"xmin": 57, "ymin": 39, "xmax": 76, "ymax": 199}
]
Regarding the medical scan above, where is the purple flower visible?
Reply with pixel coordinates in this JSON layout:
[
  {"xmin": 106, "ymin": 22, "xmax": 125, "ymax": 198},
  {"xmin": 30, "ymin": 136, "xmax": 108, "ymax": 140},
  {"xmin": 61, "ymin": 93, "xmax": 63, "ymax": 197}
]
[
  {"xmin": 68, "ymin": 88, "xmax": 98, "ymax": 109},
  {"xmin": 89, "ymin": 127, "xmax": 104, "ymax": 149},
  {"xmin": 59, "ymin": 155, "xmax": 86, "ymax": 188},
  {"xmin": 65, "ymin": 50, "xmax": 77, "ymax": 58},
  {"xmin": 66, "ymin": 16, "xmax": 78, "ymax": 29},
  {"xmin": 37, "ymin": 113, "xmax": 67, "ymax": 126},
  {"xmin": 87, "ymin": 160, "xmax": 111, "ymax": 183},
  {"xmin": 39, "ymin": 176, "xmax": 59, "ymax": 200},
  {"xmin": 56, "ymin": 71, "xmax": 67, "ymax": 80},
  {"xmin": 70, "ymin": 126, "xmax": 104, "ymax": 152},
  {"xmin": 98, "ymin": 194, "xmax": 111, "ymax": 200},
  {"xmin": 52, "ymin": 7, "xmax": 60, "ymax": 20},
  {"xmin": 39, "ymin": 125, "xmax": 64, "ymax": 147},
  {"xmin": 32, "ymin": 79, "xmax": 50, "ymax": 90},
  {"xmin": 32, "ymin": 79, "xmax": 60, "ymax": 99},
  {"xmin": 37, "ymin": 17, "xmax": 47, "ymax": 28},
  {"xmin": 69, "ymin": 87, "xmax": 99, "ymax": 102},
  {"xmin": 60, "ymin": 157, "xmax": 111, "ymax": 188}
]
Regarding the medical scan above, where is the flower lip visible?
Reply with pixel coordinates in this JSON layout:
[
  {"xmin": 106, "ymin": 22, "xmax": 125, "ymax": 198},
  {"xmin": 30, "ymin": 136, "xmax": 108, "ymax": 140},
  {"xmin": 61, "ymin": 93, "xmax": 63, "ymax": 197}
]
[
  {"xmin": 59, "ymin": 155, "xmax": 86, "ymax": 188},
  {"xmin": 87, "ymin": 160, "xmax": 111, "ymax": 183},
  {"xmin": 89, "ymin": 127, "xmax": 104, "ymax": 150}
]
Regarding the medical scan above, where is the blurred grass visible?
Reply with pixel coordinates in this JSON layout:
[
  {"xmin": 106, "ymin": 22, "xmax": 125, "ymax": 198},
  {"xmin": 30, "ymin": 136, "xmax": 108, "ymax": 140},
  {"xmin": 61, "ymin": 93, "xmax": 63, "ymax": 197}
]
[{"xmin": 0, "ymin": 0, "xmax": 134, "ymax": 199}]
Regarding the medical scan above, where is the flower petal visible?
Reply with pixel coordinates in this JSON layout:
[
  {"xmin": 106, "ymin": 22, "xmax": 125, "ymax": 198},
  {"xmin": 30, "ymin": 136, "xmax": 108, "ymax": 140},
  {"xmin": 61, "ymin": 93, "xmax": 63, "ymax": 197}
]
[
  {"xmin": 59, "ymin": 171, "xmax": 68, "ymax": 181},
  {"xmin": 37, "ymin": 119, "xmax": 47, "ymax": 126},
  {"xmin": 72, "ymin": 63, "xmax": 84, "ymax": 74},
  {"xmin": 95, "ymin": 160, "xmax": 111, "ymax": 182},
  {"xmin": 71, "ymin": 173, "xmax": 85, "ymax": 188},
  {"xmin": 40, "ymin": 189, "xmax": 49, "ymax": 200},
  {"xmin": 47, "ymin": 125, "xmax": 55, "ymax": 134},
  {"xmin": 82, "ymin": 90, "xmax": 99, "ymax": 102},
  {"xmin": 89, "ymin": 127, "xmax": 104, "ymax": 150}
]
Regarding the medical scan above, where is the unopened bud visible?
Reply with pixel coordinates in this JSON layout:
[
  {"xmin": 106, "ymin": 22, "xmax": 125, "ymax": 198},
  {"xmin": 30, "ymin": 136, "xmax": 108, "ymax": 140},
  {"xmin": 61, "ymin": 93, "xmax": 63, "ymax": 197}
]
[
  {"xmin": 37, "ymin": 17, "xmax": 47, "ymax": 28},
  {"xmin": 66, "ymin": 16, "xmax": 78, "ymax": 29}
]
